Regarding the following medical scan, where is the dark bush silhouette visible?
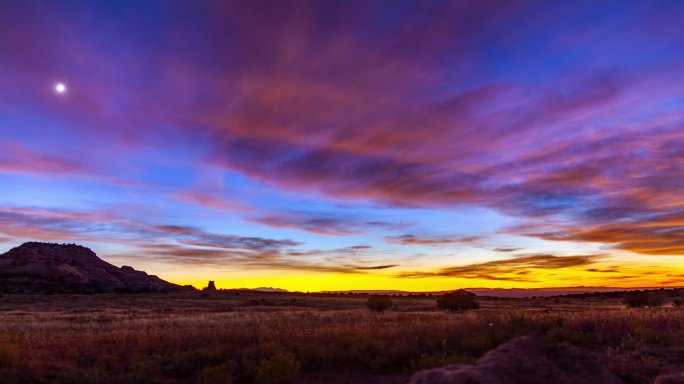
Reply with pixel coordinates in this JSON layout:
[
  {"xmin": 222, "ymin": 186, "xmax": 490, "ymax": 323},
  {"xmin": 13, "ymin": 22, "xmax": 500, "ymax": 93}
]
[
  {"xmin": 248, "ymin": 298, "xmax": 276, "ymax": 306},
  {"xmin": 671, "ymin": 297, "xmax": 684, "ymax": 307},
  {"xmin": 623, "ymin": 291, "xmax": 664, "ymax": 308},
  {"xmin": 366, "ymin": 294, "xmax": 393, "ymax": 312},
  {"xmin": 437, "ymin": 290, "xmax": 480, "ymax": 312}
]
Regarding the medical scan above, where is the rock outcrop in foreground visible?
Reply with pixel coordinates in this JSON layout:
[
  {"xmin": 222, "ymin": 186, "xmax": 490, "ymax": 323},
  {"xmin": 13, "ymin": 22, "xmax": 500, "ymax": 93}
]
[
  {"xmin": 410, "ymin": 334, "xmax": 623, "ymax": 384},
  {"xmin": 655, "ymin": 371, "xmax": 684, "ymax": 384},
  {"xmin": 0, "ymin": 242, "xmax": 182, "ymax": 293}
]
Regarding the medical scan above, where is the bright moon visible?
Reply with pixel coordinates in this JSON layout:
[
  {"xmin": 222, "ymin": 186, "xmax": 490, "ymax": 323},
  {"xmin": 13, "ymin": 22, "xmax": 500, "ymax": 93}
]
[{"xmin": 55, "ymin": 83, "xmax": 66, "ymax": 94}]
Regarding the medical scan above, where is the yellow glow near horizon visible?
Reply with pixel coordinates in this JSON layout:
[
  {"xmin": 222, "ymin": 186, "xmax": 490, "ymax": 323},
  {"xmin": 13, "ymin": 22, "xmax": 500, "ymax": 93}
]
[
  {"xmin": 167, "ymin": 264, "xmax": 684, "ymax": 292},
  {"xmin": 111, "ymin": 251, "xmax": 684, "ymax": 292}
]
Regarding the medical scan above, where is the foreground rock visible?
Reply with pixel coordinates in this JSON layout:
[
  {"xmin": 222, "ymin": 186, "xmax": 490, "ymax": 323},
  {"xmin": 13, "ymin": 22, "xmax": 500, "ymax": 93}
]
[
  {"xmin": 655, "ymin": 371, "xmax": 684, "ymax": 384},
  {"xmin": 0, "ymin": 242, "xmax": 184, "ymax": 293},
  {"xmin": 410, "ymin": 334, "xmax": 622, "ymax": 384}
]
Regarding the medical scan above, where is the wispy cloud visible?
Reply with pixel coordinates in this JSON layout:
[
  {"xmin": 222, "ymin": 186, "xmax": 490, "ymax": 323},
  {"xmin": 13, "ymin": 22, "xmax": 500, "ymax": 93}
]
[
  {"xmin": 117, "ymin": 242, "xmax": 396, "ymax": 274},
  {"xmin": 0, "ymin": 206, "xmax": 302, "ymax": 261},
  {"xmin": 494, "ymin": 247, "xmax": 521, "ymax": 253},
  {"xmin": 151, "ymin": 225, "xmax": 302, "ymax": 250},
  {"xmin": 521, "ymin": 210, "xmax": 684, "ymax": 256},
  {"xmin": 176, "ymin": 191, "xmax": 398, "ymax": 236},
  {"xmin": 0, "ymin": 207, "xmax": 120, "ymax": 242},
  {"xmin": 398, "ymin": 254, "xmax": 605, "ymax": 282},
  {"xmin": 0, "ymin": 144, "xmax": 84, "ymax": 175},
  {"xmin": 174, "ymin": 192, "xmax": 249, "ymax": 212},
  {"xmin": 385, "ymin": 234, "xmax": 480, "ymax": 246},
  {"xmin": 246, "ymin": 211, "xmax": 394, "ymax": 236},
  {"xmin": 0, "ymin": 206, "xmax": 402, "ymax": 274}
]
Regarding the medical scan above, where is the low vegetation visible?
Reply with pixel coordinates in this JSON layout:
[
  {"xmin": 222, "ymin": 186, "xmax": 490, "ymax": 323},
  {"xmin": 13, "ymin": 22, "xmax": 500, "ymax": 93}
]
[
  {"xmin": 623, "ymin": 291, "xmax": 664, "ymax": 308},
  {"xmin": 436, "ymin": 289, "xmax": 480, "ymax": 312},
  {"xmin": 254, "ymin": 352, "xmax": 300, "ymax": 384},
  {"xmin": 0, "ymin": 338, "xmax": 21, "ymax": 369},
  {"xmin": 0, "ymin": 289, "xmax": 682, "ymax": 383},
  {"xmin": 366, "ymin": 294, "xmax": 393, "ymax": 312}
]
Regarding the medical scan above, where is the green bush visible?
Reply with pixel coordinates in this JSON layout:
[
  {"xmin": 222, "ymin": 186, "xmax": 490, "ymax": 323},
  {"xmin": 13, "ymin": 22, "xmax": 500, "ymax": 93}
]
[
  {"xmin": 437, "ymin": 290, "xmax": 480, "ymax": 312},
  {"xmin": 366, "ymin": 295, "xmax": 393, "ymax": 312},
  {"xmin": 254, "ymin": 352, "xmax": 300, "ymax": 384},
  {"xmin": 623, "ymin": 292, "xmax": 663, "ymax": 308}
]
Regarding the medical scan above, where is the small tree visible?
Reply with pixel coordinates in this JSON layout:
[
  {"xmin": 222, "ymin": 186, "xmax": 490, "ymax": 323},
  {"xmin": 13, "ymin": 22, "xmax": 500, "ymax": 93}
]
[
  {"xmin": 366, "ymin": 294, "xmax": 393, "ymax": 312},
  {"xmin": 623, "ymin": 291, "xmax": 663, "ymax": 308},
  {"xmin": 437, "ymin": 290, "xmax": 480, "ymax": 312}
]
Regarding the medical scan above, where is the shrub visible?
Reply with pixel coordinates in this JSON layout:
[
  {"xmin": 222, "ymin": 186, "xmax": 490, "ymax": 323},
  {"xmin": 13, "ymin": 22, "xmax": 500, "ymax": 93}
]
[
  {"xmin": 624, "ymin": 292, "xmax": 664, "ymax": 308},
  {"xmin": 198, "ymin": 361, "xmax": 236, "ymax": 384},
  {"xmin": 248, "ymin": 298, "xmax": 276, "ymax": 306},
  {"xmin": 254, "ymin": 352, "xmax": 300, "ymax": 384},
  {"xmin": 437, "ymin": 290, "xmax": 480, "ymax": 312},
  {"xmin": 172, "ymin": 348, "xmax": 223, "ymax": 377},
  {"xmin": 672, "ymin": 297, "xmax": 684, "ymax": 307},
  {"xmin": 366, "ymin": 295, "xmax": 393, "ymax": 312},
  {"xmin": 0, "ymin": 340, "xmax": 21, "ymax": 368}
]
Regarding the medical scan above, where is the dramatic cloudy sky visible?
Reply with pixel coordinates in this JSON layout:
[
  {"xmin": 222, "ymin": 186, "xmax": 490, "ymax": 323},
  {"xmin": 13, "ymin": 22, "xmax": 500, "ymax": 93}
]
[{"xmin": 1, "ymin": 0, "xmax": 683, "ymax": 290}]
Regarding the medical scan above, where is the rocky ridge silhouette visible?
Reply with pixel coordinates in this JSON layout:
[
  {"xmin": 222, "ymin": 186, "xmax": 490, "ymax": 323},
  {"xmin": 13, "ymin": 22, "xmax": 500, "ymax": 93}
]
[{"xmin": 0, "ymin": 242, "xmax": 183, "ymax": 293}]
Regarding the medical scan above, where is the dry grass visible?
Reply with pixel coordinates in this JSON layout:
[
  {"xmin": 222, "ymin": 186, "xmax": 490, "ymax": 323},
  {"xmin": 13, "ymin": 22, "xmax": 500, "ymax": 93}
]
[{"xmin": 0, "ymin": 291, "xmax": 682, "ymax": 383}]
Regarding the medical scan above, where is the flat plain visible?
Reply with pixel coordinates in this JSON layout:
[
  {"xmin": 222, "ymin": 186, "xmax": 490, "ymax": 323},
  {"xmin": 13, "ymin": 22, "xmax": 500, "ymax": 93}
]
[{"xmin": 0, "ymin": 291, "xmax": 682, "ymax": 383}]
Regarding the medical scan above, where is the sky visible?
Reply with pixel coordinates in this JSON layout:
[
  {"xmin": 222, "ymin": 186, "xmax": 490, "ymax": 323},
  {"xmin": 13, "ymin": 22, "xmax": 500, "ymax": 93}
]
[{"xmin": 1, "ymin": 0, "xmax": 684, "ymax": 291}]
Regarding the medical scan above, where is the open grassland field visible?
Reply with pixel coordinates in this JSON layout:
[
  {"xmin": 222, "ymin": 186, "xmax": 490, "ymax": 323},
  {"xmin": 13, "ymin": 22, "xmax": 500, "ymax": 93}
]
[{"xmin": 1, "ymin": 291, "xmax": 683, "ymax": 384}]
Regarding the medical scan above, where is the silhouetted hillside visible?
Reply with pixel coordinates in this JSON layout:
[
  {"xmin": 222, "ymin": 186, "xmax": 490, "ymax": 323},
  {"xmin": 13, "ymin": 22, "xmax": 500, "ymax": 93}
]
[{"xmin": 0, "ymin": 242, "xmax": 184, "ymax": 294}]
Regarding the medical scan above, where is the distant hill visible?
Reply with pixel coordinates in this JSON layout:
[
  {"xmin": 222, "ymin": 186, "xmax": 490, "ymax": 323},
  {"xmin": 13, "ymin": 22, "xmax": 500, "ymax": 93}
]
[
  {"xmin": 0, "ymin": 242, "xmax": 185, "ymax": 294},
  {"xmin": 252, "ymin": 287, "xmax": 289, "ymax": 292},
  {"xmin": 320, "ymin": 287, "xmax": 679, "ymax": 298}
]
